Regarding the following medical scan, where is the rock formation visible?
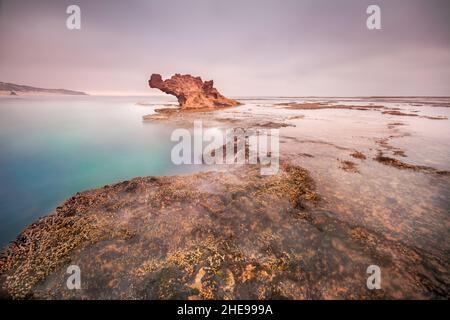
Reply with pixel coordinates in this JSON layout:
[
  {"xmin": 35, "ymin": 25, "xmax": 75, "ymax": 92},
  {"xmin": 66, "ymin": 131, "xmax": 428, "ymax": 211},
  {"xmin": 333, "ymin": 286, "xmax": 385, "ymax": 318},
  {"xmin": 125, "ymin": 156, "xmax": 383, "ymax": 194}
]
[{"xmin": 149, "ymin": 74, "xmax": 241, "ymax": 110}]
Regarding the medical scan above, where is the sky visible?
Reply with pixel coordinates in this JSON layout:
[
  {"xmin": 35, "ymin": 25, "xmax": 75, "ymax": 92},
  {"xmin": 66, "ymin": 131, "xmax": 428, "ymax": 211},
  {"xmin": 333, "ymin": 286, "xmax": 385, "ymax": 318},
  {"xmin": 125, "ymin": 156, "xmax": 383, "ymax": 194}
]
[{"xmin": 0, "ymin": 0, "xmax": 449, "ymax": 96}]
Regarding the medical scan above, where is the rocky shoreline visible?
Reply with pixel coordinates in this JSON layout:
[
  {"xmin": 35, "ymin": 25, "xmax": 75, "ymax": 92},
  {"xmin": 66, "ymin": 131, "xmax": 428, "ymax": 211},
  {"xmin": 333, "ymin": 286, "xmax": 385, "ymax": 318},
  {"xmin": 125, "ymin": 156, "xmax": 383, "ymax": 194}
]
[
  {"xmin": 0, "ymin": 163, "xmax": 320, "ymax": 299},
  {"xmin": 1, "ymin": 99, "xmax": 449, "ymax": 299},
  {"xmin": 2, "ymin": 159, "xmax": 448, "ymax": 299}
]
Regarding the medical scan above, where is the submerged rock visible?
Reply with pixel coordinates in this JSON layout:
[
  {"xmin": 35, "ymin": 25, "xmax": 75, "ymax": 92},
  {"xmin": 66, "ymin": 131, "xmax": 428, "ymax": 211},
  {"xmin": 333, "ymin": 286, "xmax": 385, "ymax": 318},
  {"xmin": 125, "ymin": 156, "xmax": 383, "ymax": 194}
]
[
  {"xmin": 148, "ymin": 74, "xmax": 241, "ymax": 110},
  {"xmin": 1, "ymin": 160, "xmax": 448, "ymax": 299},
  {"xmin": 0, "ymin": 163, "xmax": 320, "ymax": 299}
]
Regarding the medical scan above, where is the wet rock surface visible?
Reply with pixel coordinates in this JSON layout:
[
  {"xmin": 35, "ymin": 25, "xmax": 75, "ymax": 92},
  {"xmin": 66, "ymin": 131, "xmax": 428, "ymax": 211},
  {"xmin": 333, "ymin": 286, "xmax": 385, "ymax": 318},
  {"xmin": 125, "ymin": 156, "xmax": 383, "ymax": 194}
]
[
  {"xmin": 374, "ymin": 153, "xmax": 450, "ymax": 175},
  {"xmin": 277, "ymin": 102, "xmax": 449, "ymax": 120},
  {"xmin": 1, "ymin": 160, "xmax": 448, "ymax": 299},
  {"xmin": 1, "ymin": 163, "xmax": 319, "ymax": 299},
  {"xmin": 1, "ymin": 97, "xmax": 449, "ymax": 300}
]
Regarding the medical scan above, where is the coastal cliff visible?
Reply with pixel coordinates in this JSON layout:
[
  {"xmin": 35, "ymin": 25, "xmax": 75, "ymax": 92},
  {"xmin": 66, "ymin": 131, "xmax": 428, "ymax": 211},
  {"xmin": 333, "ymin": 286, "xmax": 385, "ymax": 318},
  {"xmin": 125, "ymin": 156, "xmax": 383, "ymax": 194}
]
[{"xmin": 0, "ymin": 82, "xmax": 88, "ymax": 96}]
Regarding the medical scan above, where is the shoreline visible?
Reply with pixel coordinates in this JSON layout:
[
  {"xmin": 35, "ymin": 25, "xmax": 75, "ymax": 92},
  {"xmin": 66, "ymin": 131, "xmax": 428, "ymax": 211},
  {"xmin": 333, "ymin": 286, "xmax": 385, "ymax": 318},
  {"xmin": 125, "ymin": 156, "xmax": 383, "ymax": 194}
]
[
  {"xmin": 0, "ymin": 163, "xmax": 320, "ymax": 299},
  {"xmin": 2, "ymin": 161, "xmax": 448, "ymax": 299},
  {"xmin": 0, "ymin": 92, "xmax": 88, "ymax": 97},
  {"xmin": 1, "ymin": 99, "xmax": 449, "ymax": 299}
]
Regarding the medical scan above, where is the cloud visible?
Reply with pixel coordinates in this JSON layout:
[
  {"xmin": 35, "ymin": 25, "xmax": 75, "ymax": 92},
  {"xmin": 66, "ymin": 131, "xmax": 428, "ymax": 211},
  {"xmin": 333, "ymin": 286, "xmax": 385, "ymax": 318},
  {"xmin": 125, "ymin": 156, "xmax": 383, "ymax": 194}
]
[{"xmin": 0, "ymin": 0, "xmax": 449, "ymax": 95}]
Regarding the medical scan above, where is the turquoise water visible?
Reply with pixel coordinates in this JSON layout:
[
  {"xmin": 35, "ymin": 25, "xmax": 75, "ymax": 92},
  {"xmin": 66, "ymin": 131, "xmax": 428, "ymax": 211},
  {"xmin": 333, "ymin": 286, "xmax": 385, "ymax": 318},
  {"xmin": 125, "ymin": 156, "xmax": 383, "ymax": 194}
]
[{"xmin": 0, "ymin": 96, "xmax": 193, "ymax": 249}]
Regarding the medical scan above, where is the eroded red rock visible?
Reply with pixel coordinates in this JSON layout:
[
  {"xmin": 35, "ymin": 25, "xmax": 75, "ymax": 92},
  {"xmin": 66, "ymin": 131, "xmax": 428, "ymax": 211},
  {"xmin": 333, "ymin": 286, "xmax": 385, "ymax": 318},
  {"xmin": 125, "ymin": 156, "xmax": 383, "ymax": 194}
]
[{"xmin": 149, "ymin": 74, "xmax": 241, "ymax": 110}]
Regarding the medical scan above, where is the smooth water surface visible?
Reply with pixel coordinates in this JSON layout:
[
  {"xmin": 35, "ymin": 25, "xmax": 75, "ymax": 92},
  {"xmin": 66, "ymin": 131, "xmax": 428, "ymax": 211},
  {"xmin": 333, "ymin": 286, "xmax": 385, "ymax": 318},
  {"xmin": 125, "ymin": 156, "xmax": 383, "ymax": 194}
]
[{"xmin": 0, "ymin": 95, "xmax": 190, "ymax": 249}]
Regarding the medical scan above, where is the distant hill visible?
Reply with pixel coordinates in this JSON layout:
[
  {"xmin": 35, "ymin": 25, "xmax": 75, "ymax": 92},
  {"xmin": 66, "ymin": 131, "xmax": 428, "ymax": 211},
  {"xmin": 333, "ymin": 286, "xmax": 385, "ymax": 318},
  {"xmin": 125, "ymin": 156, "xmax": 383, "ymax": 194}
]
[{"xmin": 0, "ymin": 82, "xmax": 88, "ymax": 96}]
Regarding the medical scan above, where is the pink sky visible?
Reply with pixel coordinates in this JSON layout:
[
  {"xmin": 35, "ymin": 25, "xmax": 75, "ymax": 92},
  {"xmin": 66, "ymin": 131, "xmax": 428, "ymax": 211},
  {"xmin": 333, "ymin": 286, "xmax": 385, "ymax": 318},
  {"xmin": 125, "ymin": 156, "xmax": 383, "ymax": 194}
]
[{"xmin": 0, "ymin": 0, "xmax": 449, "ymax": 96}]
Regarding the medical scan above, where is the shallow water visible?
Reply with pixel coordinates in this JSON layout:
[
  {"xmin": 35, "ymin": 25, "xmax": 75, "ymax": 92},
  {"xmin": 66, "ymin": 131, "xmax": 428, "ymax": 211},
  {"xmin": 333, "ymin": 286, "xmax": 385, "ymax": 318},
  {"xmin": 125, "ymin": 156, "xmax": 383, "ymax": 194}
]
[
  {"xmin": 207, "ymin": 98, "xmax": 450, "ymax": 259},
  {"xmin": 0, "ymin": 95, "xmax": 194, "ymax": 249},
  {"xmin": 1, "ymin": 95, "xmax": 449, "ymax": 298},
  {"xmin": 1, "ymin": 96, "xmax": 449, "ymax": 252}
]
